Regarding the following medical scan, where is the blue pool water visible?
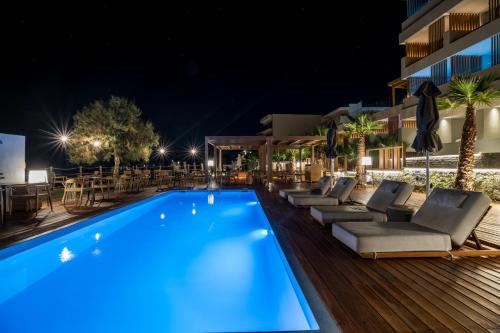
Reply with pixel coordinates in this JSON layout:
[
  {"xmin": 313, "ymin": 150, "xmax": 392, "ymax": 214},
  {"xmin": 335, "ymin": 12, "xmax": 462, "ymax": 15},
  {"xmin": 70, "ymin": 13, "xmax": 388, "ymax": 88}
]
[{"xmin": 0, "ymin": 190, "xmax": 318, "ymax": 333}]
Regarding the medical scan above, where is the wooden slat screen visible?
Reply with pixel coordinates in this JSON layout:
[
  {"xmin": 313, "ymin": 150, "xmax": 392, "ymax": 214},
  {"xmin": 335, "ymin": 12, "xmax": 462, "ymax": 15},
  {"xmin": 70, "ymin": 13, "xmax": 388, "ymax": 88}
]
[
  {"xmin": 405, "ymin": 44, "xmax": 429, "ymax": 66},
  {"xmin": 451, "ymin": 55, "xmax": 482, "ymax": 76},
  {"xmin": 408, "ymin": 76, "xmax": 430, "ymax": 95},
  {"xmin": 489, "ymin": 0, "xmax": 500, "ymax": 21},
  {"xmin": 402, "ymin": 120, "xmax": 417, "ymax": 129},
  {"xmin": 450, "ymin": 13, "xmax": 481, "ymax": 42},
  {"xmin": 407, "ymin": 0, "xmax": 430, "ymax": 17},
  {"xmin": 450, "ymin": 13, "xmax": 481, "ymax": 31},
  {"xmin": 431, "ymin": 59, "xmax": 448, "ymax": 86},
  {"xmin": 428, "ymin": 17, "xmax": 444, "ymax": 53},
  {"xmin": 493, "ymin": 33, "xmax": 500, "ymax": 66}
]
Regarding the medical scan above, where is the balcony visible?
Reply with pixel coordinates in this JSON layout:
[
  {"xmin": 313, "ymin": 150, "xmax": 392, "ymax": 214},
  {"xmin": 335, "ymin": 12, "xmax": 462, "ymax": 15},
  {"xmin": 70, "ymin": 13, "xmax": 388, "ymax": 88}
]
[{"xmin": 402, "ymin": 16, "xmax": 500, "ymax": 79}]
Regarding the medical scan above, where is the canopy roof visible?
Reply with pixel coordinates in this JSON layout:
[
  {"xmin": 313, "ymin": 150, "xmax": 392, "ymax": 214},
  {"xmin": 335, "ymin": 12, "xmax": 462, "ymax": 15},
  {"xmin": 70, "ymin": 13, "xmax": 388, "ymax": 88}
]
[{"xmin": 205, "ymin": 135, "xmax": 326, "ymax": 150}]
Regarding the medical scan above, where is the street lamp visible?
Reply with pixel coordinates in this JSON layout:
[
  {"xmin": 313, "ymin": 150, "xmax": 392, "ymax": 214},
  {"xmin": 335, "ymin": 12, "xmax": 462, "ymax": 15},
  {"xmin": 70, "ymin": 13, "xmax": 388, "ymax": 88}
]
[
  {"xmin": 159, "ymin": 147, "xmax": 166, "ymax": 155},
  {"xmin": 190, "ymin": 148, "xmax": 198, "ymax": 156},
  {"xmin": 60, "ymin": 135, "xmax": 69, "ymax": 144}
]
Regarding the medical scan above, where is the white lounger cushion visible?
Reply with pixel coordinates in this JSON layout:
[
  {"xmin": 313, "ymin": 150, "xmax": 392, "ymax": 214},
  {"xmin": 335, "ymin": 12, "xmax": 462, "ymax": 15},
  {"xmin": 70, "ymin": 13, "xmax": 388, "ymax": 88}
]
[
  {"xmin": 288, "ymin": 195, "xmax": 339, "ymax": 207},
  {"xmin": 310, "ymin": 206, "xmax": 387, "ymax": 226},
  {"xmin": 366, "ymin": 180, "xmax": 414, "ymax": 213},
  {"xmin": 332, "ymin": 222, "xmax": 451, "ymax": 253},
  {"xmin": 412, "ymin": 188, "xmax": 491, "ymax": 247},
  {"xmin": 310, "ymin": 180, "xmax": 413, "ymax": 225},
  {"xmin": 278, "ymin": 176, "xmax": 330, "ymax": 199},
  {"xmin": 287, "ymin": 177, "xmax": 356, "ymax": 207},
  {"xmin": 279, "ymin": 189, "xmax": 310, "ymax": 199}
]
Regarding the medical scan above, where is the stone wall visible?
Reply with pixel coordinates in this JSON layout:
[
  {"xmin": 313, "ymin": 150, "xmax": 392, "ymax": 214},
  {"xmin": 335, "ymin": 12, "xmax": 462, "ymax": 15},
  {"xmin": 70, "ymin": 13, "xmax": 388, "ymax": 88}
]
[{"xmin": 405, "ymin": 153, "xmax": 500, "ymax": 168}]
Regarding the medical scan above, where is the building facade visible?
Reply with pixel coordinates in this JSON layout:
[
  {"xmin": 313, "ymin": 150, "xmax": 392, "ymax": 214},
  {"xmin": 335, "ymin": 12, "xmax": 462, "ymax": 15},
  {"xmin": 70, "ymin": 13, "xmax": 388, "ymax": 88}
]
[
  {"xmin": 377, "ymin": 0, "xmax": 500, "ymax": 169},
  {"xmin": 257, "ymin": 114, "xmax": 323, "ymax": 136}
]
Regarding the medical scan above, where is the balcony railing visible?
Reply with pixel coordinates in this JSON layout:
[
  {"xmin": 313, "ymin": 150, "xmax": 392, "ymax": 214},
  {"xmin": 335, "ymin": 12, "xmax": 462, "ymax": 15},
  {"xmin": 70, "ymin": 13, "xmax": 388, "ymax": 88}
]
[{"xmin": 406, "ymin": 0, "xmax": 430, "ymax": 17}]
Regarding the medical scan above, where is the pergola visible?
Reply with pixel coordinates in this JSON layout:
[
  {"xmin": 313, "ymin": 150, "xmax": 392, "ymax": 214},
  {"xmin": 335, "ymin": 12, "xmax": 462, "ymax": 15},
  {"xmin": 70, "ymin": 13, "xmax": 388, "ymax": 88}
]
[{"xmin": 204, "ymin": 135, "xmax": 327, "ymax": 181}]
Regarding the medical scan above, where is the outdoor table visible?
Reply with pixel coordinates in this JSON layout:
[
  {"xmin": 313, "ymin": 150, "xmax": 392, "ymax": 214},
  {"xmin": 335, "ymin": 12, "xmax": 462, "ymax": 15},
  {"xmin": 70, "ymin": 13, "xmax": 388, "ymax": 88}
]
[{"xmin": 0, "ymin": 182, "xmax": 52, "ymax": 220}]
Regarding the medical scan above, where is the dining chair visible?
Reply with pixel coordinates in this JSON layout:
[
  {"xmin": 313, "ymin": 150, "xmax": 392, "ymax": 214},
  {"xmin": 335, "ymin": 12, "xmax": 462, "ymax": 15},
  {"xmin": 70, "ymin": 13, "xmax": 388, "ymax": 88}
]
[{"xmin": 62, "ymin": 178, "xmax": 84, "ymax": 206}]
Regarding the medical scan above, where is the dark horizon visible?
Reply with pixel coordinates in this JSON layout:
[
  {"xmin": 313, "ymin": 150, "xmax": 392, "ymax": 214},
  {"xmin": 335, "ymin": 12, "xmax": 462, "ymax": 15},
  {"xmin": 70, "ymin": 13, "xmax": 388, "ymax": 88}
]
[{"xmin": 0, "ymin": 3, "xmax": 406, "ymax": 167}]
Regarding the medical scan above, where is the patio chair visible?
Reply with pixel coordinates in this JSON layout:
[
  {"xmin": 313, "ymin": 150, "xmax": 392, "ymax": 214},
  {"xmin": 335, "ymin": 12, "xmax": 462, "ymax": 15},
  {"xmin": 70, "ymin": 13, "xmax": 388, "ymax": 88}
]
[
  {"xmin": 9, "ymin": 184, "xmax": 52, "ymax": 216},
  {"xmin": 287, "ymin": 177, "xmax": 357, "ymax": 207},
  {"xmin": 310, "ymin": 180, "xmax": 414, "ymax": 226},
  {"xmin": 331, "ymin": 188, "xmax": 499, "ymax": 258},
  {"xmin": 62, "ymin": 178, "xmax": 86, "ymax": 205},
  {"xmin": 278, "ymin": 176, "xmax": 330, "ymax": 199}
]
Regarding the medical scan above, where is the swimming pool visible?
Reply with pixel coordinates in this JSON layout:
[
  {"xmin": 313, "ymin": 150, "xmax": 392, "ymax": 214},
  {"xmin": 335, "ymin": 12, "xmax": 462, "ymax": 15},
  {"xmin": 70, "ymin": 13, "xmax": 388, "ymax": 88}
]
[{"xmin": 0, "ymin": 190, "xmax": 319, "ymax": 333}]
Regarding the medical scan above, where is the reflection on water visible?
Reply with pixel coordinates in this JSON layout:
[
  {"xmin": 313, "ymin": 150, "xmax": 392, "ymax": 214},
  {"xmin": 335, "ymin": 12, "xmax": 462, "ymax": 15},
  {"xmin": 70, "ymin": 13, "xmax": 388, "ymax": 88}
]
[
  {"xmin": 92, "ymin": 248, "xmax": 101, "ymax": 256},
  {"xmin": 94, "ymin": 232, "xmax": 101, "ymax": 241},
  {"xmin": 59, "ymin": 247, "xmax": 75, "ymax": 263},
  {"xmin": 208, "ymin": 193, "xmax": 214, "ymax": 205},
  {"xmin": 192, "ymin": 208, "xmax": 197, "ymax": 215},
  {"xmin": 249, "ymin": 229, "xmax": 269, "ymax": 240}
]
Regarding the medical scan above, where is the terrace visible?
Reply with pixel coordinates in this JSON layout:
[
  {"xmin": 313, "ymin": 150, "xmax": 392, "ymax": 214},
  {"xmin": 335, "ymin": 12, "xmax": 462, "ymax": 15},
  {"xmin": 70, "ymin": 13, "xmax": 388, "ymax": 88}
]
[{"xmin": 1, "ymin": 182, "xmax": 499, "ymax": 332}]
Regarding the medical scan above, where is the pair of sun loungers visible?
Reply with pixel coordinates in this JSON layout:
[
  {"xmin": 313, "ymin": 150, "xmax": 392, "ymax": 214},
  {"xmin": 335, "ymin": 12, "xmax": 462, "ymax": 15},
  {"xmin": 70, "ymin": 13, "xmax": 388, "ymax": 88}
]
[
  {"xmin": 282, "ymin": 177, "xmax": 357, "ymax": 207},
  {"xmin": 281, "ymin": 177, "xmax": 499, "ymax": 258}
]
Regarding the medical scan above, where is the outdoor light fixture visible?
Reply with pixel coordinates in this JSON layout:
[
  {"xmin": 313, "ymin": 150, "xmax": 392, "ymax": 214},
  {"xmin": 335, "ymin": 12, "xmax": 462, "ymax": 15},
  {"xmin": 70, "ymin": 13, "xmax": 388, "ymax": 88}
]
[
  {"xmin": 93, "ymin": 140, "xmax": 101, "ymax": 148},
  {"xmin": 28, "ymin": 170, "xmax": 48, "ymax": 184},
  {"xmin": 190, "ymin": 148, "xmax": 198, "ymax": 155},
  {"xmin": 159, "ymin": 147, "xmax": 166, "ymax": 155},
  {"xmin": 361, "ymin": 156, "xmax": 373, "ymax": 166},
  {"xmin": 207, "ymin": 159, "xmax": 214, "ymax": 167},
  {"xmin": 60, "ymin": 135, "xmax": 69, "ymax": 143}
]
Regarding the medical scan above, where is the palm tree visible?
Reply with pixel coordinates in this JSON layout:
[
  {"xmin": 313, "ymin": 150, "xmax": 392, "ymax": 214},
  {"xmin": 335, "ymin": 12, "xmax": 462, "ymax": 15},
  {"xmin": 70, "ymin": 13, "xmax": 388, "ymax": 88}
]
[
  {"xmin": 438, "ymin": 75, "xmax": 500, "ymax": 191},
  {"xmin": 343, "ymin": 113, "xmax": 384, "ymax": 182}
]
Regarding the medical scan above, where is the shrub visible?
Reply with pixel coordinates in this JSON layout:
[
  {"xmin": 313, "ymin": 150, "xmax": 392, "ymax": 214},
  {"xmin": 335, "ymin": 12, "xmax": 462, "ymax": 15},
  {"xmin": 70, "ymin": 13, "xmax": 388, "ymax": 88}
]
[{"xmin": 371, "ymin": 170, "xmax": 500, "ymax": 201}]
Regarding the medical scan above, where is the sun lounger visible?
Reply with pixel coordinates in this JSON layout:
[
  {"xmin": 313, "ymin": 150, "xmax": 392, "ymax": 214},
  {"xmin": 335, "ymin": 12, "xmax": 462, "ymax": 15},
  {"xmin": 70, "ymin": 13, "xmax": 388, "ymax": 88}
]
[
  {"xmin": 310, "ymin": 180, "xmax": 414, "ymax": 226},
  {"xmin": 278, "ymin": 176, "xmax": 330, "ymax": 199},
  {"xmin": 332, "ymin": 188, "xmax": 499, "ymax": 258},
  {"xmin": 287, "ymin": 177, "xmax": 357, "ymax": 207}
]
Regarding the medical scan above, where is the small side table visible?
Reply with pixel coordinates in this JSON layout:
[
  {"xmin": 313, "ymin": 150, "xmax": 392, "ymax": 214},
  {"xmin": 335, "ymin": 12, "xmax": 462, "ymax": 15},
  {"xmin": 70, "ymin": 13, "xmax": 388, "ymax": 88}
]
[{"xmin": 387, "ymin": 205, "xmax": 415, "ymax": 222}]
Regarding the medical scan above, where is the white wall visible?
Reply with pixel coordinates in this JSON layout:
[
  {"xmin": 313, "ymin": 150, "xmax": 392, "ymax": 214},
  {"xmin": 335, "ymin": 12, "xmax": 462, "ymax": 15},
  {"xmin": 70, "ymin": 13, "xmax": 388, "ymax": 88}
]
[
  {"xmin": 0, "ymin": 133, "xmax": 26, "ymax": 184},
  {"xmin": 484, "ymin": 108, "xmax": 500, "ymax": 140}
]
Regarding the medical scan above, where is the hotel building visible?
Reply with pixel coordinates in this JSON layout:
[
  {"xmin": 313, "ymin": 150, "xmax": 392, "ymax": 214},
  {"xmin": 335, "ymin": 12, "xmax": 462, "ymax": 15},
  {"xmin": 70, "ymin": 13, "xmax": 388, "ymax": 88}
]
[{"xmin": 376, "ymin": 0, "xmax": 500, "ymax": 169}]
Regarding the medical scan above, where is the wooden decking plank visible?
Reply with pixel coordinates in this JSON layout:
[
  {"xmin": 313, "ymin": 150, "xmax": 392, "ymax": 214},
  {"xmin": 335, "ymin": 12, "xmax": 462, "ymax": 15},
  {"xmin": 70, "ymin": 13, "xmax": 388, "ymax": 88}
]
[
  {"xmin": 434, "ymin": 259, "xmax": 500, "ymax": 295},
  {"xmin": 280, "ymin": 227, "xmax": 396, "ymax": 333},
  {"xmin": 416, "ymin": 259, "xmax": 500, "ymax": 305},
  {"xmin": 351, "ymin": 258, "xmax": 450, "ymax": 332},
  {"xmin": 381, "ymin": 261, "xmax": 489, "ymax": 332},
  {"xmin": 406, "ymin": 260, "xmax": 500, "ymax": 316}
]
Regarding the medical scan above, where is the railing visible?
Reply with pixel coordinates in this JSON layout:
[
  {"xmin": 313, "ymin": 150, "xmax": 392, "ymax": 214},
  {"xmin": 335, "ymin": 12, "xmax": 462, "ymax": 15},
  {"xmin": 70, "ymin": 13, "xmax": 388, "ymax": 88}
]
[{"xmin": 406, "ymin": 0, "xmax": 430, "ymax": 17}]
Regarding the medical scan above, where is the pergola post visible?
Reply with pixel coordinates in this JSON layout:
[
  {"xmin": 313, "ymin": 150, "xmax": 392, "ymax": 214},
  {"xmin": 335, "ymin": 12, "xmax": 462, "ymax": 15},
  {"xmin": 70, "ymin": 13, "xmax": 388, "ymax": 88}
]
[
  {"xmin": 204, "ymin": 138, "xmax": 208, "ymax": 172},
  {"xmin": 266, "ymin": 137, "xmax": 273, "ymax": 184},
  {"xmin": 311, "ymin": 145, "xmax": 315, "ymax": 163},
  {"xmin": 299, "ymin": 147, "xmax": 302, "ymax": 175},
  {"xmin": 214, "ymin": 146, "xmax": 218, "ymax": 171},
  {"xmin": 218, "ymin": 148, "xmax": 222, "ymax": 171}
]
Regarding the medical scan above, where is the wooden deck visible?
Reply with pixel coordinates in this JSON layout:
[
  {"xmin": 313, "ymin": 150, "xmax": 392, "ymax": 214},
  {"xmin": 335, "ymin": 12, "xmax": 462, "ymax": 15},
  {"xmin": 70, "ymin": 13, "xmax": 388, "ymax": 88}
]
[
  {"xmin": 1, "ymin": 185, "xmax": 499, "ymax": 332},
  {"xmin": 255, "ymin": 186, "xmax": 500, "ymax": 333},
  {"xmin": 0, "ymin": 188, "xmax": 160, "ymax": 248}
]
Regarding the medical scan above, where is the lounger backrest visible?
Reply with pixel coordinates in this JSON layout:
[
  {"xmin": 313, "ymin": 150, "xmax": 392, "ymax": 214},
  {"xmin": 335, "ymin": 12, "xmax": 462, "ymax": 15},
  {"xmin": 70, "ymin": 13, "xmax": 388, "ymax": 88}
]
[
  {"xmin": 411, "ymin": 188, "xmax": 491, "ymax": 246},
  {"xmin": 319, "ymin": 177, "xmax": 332, "ymax": 195},
  {"xmin": 329, "ymin": 177, "xmax": 357, "ymax": 203},
  {"xmin": 366, "ymin": 180, "xmax": 414, "ymax": 213}
]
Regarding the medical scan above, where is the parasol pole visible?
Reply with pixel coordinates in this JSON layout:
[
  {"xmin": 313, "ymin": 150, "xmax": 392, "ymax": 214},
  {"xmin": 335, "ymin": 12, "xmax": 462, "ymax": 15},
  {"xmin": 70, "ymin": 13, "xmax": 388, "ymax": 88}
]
[
  {"xmin": 425, "ymin": 150, "xmax": 430, "ymax": 198},
  {"xmin": 330, "ymin": 158, "xmax": 334, "ymax": 189}
]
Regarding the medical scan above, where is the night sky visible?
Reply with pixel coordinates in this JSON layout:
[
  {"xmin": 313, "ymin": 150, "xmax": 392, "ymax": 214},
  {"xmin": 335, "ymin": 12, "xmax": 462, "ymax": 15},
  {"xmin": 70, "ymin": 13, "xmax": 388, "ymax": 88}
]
[{"xmin": 0, "ymin": 2, "xmax": 406, "ymax": 167}]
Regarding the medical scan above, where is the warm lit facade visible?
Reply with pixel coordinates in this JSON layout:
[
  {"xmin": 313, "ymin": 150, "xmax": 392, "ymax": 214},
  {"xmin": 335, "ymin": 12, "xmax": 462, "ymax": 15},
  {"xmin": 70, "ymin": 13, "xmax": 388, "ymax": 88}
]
[
  {"xmin": 377, "ymin": 0, "xmax": 500, "ymax": 169},
  {"xmin": 257, "ymin": 114, "xmax": 323, "ymax": 136}
]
